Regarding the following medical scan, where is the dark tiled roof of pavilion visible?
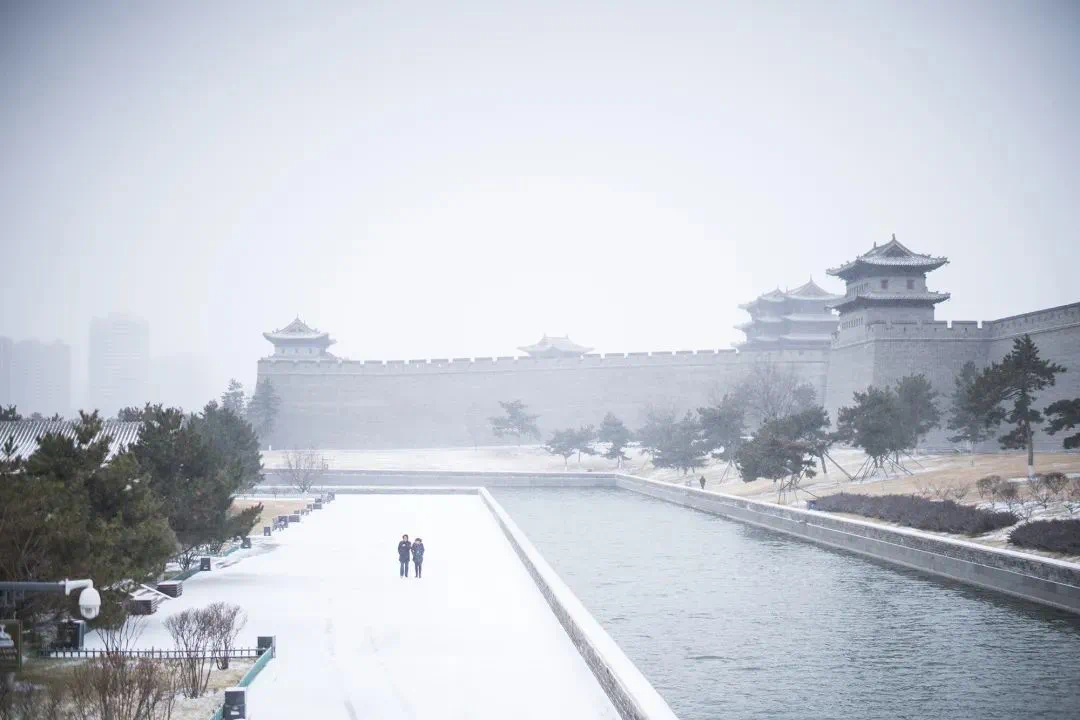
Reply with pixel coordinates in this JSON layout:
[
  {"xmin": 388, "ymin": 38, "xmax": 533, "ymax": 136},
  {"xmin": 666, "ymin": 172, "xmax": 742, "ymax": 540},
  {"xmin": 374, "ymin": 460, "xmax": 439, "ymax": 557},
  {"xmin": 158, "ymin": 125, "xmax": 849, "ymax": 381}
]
[
  {"xmin": 827, "ymin": 236, "xmax": 948, "ymax": 278},
  {"xmin": 518, "ymin": 335, "xmax": 593, "ymax": 356},
  {"xmin": 0, "ymin": 420, "xmax": 142, "ymax": 462}
]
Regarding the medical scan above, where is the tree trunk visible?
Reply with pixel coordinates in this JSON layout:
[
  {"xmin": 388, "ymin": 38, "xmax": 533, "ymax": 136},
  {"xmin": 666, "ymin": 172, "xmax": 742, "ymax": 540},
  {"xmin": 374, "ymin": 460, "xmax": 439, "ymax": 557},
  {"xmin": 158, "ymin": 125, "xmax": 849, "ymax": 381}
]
[{"xmin": 1027, "ymin": 422, "xmax": 1035, "ymax": 480}]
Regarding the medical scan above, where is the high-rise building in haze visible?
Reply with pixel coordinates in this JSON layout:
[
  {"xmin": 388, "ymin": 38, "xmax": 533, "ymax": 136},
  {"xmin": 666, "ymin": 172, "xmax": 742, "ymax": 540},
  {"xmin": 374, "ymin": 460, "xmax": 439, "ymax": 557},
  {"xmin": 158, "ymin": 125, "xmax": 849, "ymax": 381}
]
[
  {"xmin": 0, "ymin": 336, "xmax": 13, "ymax": 407},
  {"xmin": 89, "ymin": 313, "xmax": 150, "ymax": 417},
  {"xmin": 6, "ymin": 338, "xmax": 72, "ymax": 416}
]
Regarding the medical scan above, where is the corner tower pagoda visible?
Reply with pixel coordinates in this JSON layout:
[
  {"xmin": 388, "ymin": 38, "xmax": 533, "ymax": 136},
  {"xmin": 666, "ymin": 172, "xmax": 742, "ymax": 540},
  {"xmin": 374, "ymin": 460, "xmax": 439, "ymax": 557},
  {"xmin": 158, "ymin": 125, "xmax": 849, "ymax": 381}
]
[
  {"xmin": 262, "ymin": 317, "xmax": 336, "ymax": 357},
  {"xmin": 827, "ymin": 235, "xmax": 949, "ymax": 331},
  {"xmin": 735, "ymin": 278, "xmax": 841, "ymax": 350}
]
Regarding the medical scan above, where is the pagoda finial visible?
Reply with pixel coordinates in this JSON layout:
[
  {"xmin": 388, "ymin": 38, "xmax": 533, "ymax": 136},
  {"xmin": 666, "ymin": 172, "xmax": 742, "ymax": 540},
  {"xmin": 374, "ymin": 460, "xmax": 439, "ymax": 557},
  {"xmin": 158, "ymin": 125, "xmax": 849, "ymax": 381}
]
[{"xmin": 891, "ymin": 233, "xmax": 896, "ymax": 242}]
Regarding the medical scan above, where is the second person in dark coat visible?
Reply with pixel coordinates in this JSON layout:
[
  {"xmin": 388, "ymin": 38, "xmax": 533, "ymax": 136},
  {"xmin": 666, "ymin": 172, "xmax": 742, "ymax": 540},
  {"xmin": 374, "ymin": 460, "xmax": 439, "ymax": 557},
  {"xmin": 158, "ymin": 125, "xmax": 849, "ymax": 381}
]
[{"xmin": 398, "ymin": 534, "xmax": 412, "ymax": 577}]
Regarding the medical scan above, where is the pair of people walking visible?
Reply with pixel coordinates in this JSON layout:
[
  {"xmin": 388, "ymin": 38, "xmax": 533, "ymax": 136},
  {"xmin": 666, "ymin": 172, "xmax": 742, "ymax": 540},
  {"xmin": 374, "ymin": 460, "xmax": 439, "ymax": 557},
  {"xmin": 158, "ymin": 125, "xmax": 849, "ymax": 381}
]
[{"xmin": 397, "ymin": 534, "xmax": 425, "ymax": 578}]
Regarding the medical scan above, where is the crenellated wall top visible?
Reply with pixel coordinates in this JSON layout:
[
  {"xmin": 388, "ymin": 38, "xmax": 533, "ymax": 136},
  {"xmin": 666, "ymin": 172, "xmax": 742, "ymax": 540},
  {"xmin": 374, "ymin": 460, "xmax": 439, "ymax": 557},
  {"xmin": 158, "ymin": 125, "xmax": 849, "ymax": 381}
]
[
  {"xmin": 832, "ymin": 301, "xmax": 1080, "ymax": 346},
  {"xmin": 984, "ymin": 302, "xmax": 1080, "ymax": 338},
  {"xmin": 256, "ymin": 349, "xmax": 749, "ymax": 375}
]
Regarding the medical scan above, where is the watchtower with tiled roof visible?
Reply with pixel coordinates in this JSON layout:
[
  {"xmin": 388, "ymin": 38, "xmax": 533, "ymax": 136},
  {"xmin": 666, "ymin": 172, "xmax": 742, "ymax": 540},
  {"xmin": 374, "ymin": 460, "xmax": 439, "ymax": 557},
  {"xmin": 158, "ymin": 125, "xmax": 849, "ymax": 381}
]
[
  {"xmin": 827, "ymin": 235, "xmax": 950, "ymax": 331},
  {"xmin": 263, "ymin": 317, "xmax": 336, "ymax": 357},
  {"xmin": 735, "ymin": 278, "xmax": 841, "ymax": 350},
  {"xmin": 517, "ymin": 335, "xmax": 593, "ymax": 358}
]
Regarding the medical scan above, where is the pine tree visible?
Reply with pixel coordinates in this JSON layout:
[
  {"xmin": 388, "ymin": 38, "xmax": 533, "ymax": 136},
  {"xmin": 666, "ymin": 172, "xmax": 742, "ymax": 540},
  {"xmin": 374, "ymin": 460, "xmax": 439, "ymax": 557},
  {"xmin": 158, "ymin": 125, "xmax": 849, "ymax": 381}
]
[
  {"xmin": 573, "ymin": 425, "xmax": 597, "ymax": 465},
  {"xmin": 246, "ymin": 378, "xmax": 282, "ymax": 447},
  {"xmin": 222, "ymin": 379, "xmax": 246, "ymax": 416},
  {"xmin": 488, "ymin": 400, "xmax": 540, "ymax": 443},
  {"xmin": 651, "ymin": 411, "xmax": 707, "ymax": 475},
  {"xmin": 946, "ymin": 361, "xmax": 996, "ymax": 457},
  {"xmin": 544, "ymin": 429, "xmax": 578, "ymax": 468},
  {"xmin": 597, "ymin": 413, "xmax": 631, "ymax": 468},
  {"xmin": 983, "ymin": 335, "xmax": 1066, "ymax": 478},
  {"xmin": 834, "ymin": 386, "xmax": 905, "ymax": 472},
  {"xmin": 697, "ymin": 394, "xmax": 746, "ymax": 463},
  {"xmin": 4, "ymin": 411, "xmax": 176, "ymax": 626},
  {"xmin": 1046, "ymin": 398, "xmax": 1080, "ymax": 449},
  {"xmin": 198, "ymin": 400, "xmax": 264, "ymax": 492},
  {"xmin": 894, "ymin": 374, "xmax": 941, "ymax": 452},
  {"xmin": 0, "ymin": 405, "xmax": 20, "ymax": 421},
  {"xmin": 735, "ymin": 406, "xmax": 827, "ymax": 496},
  {"xmin": 130, "ymin": 405, "xmax": 262, "ymax": 570}
]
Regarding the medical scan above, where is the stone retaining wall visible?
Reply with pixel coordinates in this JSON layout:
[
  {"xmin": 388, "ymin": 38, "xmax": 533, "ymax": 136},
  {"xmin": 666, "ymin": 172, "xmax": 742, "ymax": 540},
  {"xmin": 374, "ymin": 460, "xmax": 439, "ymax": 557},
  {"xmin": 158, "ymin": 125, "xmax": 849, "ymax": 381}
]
[
  {"xmin": 615, "ymin": 475, "xmax": 1080, "ymax": 615},
  {"xmin": 479, "ymin": 489, "xmax": 679, "ymax": 720}
]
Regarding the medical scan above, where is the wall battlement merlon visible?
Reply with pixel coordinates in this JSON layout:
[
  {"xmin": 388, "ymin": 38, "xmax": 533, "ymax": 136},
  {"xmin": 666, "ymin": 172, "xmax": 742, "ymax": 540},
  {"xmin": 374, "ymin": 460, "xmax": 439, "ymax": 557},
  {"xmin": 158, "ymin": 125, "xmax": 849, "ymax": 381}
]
[
  {"xmin": 255, "ymin": 349, "xmax": 759, "ymax": 375},
  {"xmin": 984, "ymin": 302, "xmax": 1080, "ymax": 338},
  {"xmin": 834, "ymin": 303, "xmax": 1080, "ymax": 347}
]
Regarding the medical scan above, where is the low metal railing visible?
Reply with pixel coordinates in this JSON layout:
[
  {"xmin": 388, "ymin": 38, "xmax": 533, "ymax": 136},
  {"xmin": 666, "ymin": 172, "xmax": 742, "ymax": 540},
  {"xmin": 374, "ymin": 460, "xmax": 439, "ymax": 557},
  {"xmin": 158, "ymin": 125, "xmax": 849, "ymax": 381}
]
[{"xmin": 37, "ymin": 646, "xmax": 264, "ymax": 660}]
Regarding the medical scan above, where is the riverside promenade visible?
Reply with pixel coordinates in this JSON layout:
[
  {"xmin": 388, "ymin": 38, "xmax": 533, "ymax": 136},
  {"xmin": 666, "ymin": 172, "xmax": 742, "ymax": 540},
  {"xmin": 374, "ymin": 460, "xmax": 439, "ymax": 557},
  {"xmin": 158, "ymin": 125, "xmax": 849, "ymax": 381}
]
[{"xmin": 95, "ymin": 494, "xmax": 620, "ymax": 719}]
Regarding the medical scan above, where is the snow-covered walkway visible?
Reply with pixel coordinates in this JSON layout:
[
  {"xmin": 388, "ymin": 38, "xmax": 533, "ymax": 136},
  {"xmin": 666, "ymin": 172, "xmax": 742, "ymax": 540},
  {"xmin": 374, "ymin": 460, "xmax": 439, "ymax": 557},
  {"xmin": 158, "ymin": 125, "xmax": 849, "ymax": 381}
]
[{"xmin": 100, "ymin": 495, "xmax": 619, "ymax": 720}]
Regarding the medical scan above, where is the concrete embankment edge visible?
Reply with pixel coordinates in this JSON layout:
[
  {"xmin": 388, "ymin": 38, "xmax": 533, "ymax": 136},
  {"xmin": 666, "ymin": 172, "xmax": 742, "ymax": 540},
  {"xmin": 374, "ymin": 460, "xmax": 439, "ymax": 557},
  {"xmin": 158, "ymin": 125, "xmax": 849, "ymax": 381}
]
[
  {"xmin": 615, "ymin": 475, "xmax": 1080, "ymax": 615},
  {"xmin": 479, "ymin": 488, "xmax": 680, "ymax": 720},
  {"xmin": 262, "ymin": 468, "xmax": 616, "ymax": 487}
]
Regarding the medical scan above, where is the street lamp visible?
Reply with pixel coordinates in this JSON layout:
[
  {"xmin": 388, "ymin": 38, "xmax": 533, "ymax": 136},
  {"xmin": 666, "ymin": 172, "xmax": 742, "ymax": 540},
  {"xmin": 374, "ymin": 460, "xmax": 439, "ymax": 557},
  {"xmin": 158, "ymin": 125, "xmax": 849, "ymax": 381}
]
[{"xmin": 0, "ymin": 579, "xmax": 101, "ymax": 620}]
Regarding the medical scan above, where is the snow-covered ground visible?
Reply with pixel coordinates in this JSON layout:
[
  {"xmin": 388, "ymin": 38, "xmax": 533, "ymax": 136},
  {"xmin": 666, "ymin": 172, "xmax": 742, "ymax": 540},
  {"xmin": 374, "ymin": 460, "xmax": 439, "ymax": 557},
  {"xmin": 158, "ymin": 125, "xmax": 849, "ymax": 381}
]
[
  {"xmin": 92, "ymin": 495, "xmax": 618, "ymax": 720},
  {"xmin": 264, "ymin": 445, "xmax": 1080, "ymax": 507}
]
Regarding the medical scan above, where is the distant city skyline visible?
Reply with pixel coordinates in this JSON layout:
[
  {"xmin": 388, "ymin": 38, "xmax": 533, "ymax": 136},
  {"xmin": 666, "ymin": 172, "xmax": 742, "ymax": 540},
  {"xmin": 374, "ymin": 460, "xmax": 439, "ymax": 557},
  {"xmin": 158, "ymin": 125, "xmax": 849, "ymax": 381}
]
[
  {"xmin": 0, "ymin": 336, "xmax": 71, "ymax": 416},
  {"xmin": 1, "ymin": 314, "xmax": 218, "ymax": 417}
]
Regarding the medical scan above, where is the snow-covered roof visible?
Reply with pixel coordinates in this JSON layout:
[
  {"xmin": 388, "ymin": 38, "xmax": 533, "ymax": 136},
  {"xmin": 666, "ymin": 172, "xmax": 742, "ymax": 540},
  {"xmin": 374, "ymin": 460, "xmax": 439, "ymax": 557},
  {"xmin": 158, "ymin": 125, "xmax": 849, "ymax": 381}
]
[
  {"xmin": 518, "ymin": 335, "xmax": 593, "ymax": 357},
  {"xmin": 831, "ymin": 291, "xmax": 951, "ymax": 310},
  {"xmin": 739, "ymin": 279, "xmax": 840, "ymax": 310},
  {"xmin": 778, "ymin": 334, "xmax": 835, "ymax": 343},
  {"xmin": 263, "ymin": 317, "xmax": 335, "ymax": 346},
  {"xmin": 828, "ymin": 236, "xmax": 948, "ymax": 279},
  {"xmin": 781, "ymin": 313, "xmax": 839, "ymax": 323},
  {"xmin": 786, "ymin": 278, "xmax": 842, "ymax": 301},
  {"xmin": 0, "ymin": 420, "xmax": 142, "ymax": 462}
]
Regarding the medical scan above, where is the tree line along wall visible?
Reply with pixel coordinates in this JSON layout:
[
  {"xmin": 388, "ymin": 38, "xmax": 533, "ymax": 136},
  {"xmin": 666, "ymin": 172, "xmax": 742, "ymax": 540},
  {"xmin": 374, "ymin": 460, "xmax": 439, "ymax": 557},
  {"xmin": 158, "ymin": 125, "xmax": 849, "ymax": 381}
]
[
  {"xmin": 824, "ymin": 302, "xmax": 1080, "ymax": 452},
  {"xmin": 257, "ymin": 349, "xmax": 830, "ymax": 449}
]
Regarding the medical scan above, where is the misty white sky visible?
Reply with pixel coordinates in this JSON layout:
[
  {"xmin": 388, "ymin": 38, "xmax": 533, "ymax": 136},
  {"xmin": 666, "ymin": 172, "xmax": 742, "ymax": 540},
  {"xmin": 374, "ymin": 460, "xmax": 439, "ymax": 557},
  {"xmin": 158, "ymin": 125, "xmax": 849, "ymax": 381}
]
[{"xmin": 2, "ymin": 0, "xmax": 1078, "ymax": 408}]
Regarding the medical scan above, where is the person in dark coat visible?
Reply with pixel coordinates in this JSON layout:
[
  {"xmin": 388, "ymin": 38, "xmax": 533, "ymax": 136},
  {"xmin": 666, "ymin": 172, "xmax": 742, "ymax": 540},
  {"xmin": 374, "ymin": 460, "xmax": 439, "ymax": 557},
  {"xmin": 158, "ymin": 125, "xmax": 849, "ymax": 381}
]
[
  {"xmin": 411, "ymin": 538, "xmax": 425, "ymax": 579},
  {"xmin": 397, "ymin": 534, "xmax": 412, "ymax": 578},
  {"xmin": 699, "ymin": 475, "xmax": 706, "ymax": 490}
]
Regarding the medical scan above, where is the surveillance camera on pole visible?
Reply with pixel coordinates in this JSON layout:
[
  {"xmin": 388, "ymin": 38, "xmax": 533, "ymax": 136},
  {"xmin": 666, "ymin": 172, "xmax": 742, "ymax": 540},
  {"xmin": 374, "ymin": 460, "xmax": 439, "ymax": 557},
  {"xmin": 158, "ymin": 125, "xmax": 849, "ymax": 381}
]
[
  {"xmin": 65, "ymin": 580, "xmax": 101, "ymax": 620},
  {"xmin": 0, "ymin": 578, "xmax": 101, "ymax": 621}
]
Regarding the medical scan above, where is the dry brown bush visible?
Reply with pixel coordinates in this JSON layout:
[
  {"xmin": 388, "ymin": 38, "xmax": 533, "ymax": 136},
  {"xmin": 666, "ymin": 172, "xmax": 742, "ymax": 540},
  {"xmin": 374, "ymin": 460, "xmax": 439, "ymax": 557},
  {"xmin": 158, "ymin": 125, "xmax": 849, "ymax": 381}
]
[
  {"xmin": 67, "ymin": 657, "xmax": 178, "ymax": 720},
  {"xmin": 0, "ymin": 681, "xmax": 69, "ymax": 720}
]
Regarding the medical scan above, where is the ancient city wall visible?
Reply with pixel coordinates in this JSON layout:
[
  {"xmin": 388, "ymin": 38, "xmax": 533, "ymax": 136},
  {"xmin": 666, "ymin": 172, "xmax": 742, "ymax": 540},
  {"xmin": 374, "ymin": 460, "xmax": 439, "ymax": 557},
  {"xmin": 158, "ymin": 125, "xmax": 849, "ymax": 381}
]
[
  {"xmin": 259, "ymin": 348, "xmax": 829, "ymax": 449},
  {"xmin": 257, "ymin": 301, "xmax": 1077, "ymax": 452}
]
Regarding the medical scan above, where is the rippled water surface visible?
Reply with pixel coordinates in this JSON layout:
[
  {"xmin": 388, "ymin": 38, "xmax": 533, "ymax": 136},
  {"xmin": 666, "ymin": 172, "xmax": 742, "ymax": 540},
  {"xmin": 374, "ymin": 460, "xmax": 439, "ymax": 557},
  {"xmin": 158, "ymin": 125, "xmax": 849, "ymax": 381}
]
[{"xmin": 492, "ymin": 488, "xmax": 1080, "ymax": 720}]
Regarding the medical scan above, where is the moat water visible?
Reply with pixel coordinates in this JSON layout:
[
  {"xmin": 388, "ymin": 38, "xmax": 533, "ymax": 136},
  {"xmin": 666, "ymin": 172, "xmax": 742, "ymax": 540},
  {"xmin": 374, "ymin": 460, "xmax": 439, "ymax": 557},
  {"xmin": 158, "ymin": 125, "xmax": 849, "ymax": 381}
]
[{"xmin": 492, "ymin": 487, "xmax": 1080, "ymax": 720}]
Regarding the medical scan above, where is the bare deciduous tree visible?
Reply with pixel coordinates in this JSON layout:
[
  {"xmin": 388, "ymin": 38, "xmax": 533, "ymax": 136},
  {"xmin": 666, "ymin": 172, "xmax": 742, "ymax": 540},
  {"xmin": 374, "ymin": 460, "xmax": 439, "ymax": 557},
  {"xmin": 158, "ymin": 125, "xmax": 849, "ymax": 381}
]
[
  {"xmin": 284, "ymin": 449, "xmax": 329, "ymax": 495},
  {"xmin": 96, "ymin": 613, "xmax": 146, "ymax": 657},
  {"xmin": 206, "ymin": 601, "xmax": 247, "ymax": 670},
  {"xmin": 734, "ymin": 359, "xmax": 817, "ymax": 427},
  {"xmin": 164, "ymin": 608, "xmax": 215, "ymax": 698}
]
